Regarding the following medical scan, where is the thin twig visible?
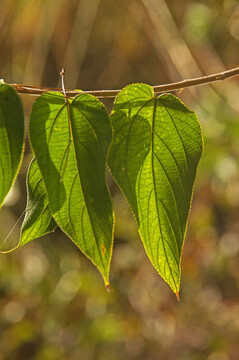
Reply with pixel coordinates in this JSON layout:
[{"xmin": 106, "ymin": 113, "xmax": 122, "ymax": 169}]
[
  {"xmin": 60, "ymin": 67, "xmax": 67, "ymax": 98},
  {"xmin": 10, "ymin": 66, "xmax": 239, "ymax": 99}
]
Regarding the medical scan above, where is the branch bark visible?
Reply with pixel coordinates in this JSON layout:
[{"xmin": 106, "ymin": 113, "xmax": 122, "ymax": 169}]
[{"xmin": 10, "ymin": 66, "xmax": 239, "ymax": 99}]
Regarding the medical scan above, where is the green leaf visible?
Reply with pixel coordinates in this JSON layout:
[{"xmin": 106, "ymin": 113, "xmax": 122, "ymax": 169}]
[
  {"xmin": 108, "ymin": 84, "xmax": 203, "ymax": 294},
  {"xmin": 20, "ymin": 158, "xmax": 57, "ymax": 246},
  {"xmin": 29, "ymin": 92, "xmax": 114, "ymax": 286},
  {"xmin": 0, "ymin": 84, "xmax": 25, "ymax": 208}
]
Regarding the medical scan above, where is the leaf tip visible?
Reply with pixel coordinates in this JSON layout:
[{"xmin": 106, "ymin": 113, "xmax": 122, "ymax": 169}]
[
  {"xmin": 105, "ymin": 283, "xmax": 111, "ymax": 293},
  {"xmin": 175, "ymin": 291, "xmax": 180, "ymax": 302}
]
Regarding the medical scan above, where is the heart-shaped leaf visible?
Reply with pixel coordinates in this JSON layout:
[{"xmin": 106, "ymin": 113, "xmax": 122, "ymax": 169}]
[
  {"xmin": 29, "ymin": 92, "xmax": 114, "ymax": 286},
  {"xmin": 108, "ymin": 84, "xmax": 203, "ymax": 294},
  {"xmin": 0, "ymin": 84, "xmax": 24, "ymax": 208}
]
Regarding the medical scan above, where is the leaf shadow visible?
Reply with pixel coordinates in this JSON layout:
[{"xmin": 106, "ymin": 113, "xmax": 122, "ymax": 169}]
[
  {"xmin": 110, "ymin": 104, "xmax": 151, "ymax": 222},
  {"xmin": 31, "ymin": 92, "xmax": 67, "ymax": 215}
]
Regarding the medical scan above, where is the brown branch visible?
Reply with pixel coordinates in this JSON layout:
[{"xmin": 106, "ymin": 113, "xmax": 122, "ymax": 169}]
[{"xmin": 10, "ymin": 66, "xmax": 239, "ymax": 99}]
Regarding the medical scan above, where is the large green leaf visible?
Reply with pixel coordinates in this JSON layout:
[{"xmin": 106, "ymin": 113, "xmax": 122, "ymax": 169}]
[
  {"xmin": 29, "ymin": 92, "xmax": 114, "ymax": 285},
  {"xmin": 108, "ymin": 84, "xmax": 203, "ymax": 294},
  {"xmin": 0, "ymin": 84, "xmax": 25, "ymax": 208},
  {"xmin": 20, "ymin": 158, "xmax": 57, "ymax": 246}
]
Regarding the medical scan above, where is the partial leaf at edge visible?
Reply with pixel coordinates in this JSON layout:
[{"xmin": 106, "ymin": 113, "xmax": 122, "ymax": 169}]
[
  {"xmin": 108, "ymin": 84, "xmax": 203, "ymax": 293},
  {"xmin": 0, "ymin": 84, "xmax": 25, "ymax": 208},
  {"xmin": 20, "ymin": 158, "xmax": 57, "ymax": 247},
  {"xmin": 29, "ymin": 92, "xmax": 114, "ymax": 285}
]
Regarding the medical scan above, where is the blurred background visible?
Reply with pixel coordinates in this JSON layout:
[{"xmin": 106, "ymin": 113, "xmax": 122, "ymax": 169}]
[{"xmin": 0, "ymin": 0, "xmax": 239, "ymax": 359}]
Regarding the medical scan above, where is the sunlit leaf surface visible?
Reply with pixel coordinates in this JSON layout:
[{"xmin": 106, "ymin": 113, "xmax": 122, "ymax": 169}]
[
  {"xmin": 109, "ymin": 84, "xmax": 203, "ymax": 293},
  {"xmin": 29, "ymin": 92, "xmax": 114, "ymax": 285}
]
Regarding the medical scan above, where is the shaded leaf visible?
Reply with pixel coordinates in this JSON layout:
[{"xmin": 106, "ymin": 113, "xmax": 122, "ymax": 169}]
[
  {"xmin": 0, "ymin": 84, "xmax": 24, "ymax": 208},
  {"xmin": 20, "ymin": 158, "xmax": 57, "ymax": 246},
  {"xmin": 29, "ymin": 92, "xmax": 114, "ymax": 285},
  {"xmin": 108, "ymin": 84, "xmax": 203, "ymax": 293}
]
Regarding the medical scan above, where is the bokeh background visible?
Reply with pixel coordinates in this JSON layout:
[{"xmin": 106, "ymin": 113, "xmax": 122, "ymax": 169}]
[{"xmin": 0, "ymin": 0, "xmax": 239, "ymax": 359}]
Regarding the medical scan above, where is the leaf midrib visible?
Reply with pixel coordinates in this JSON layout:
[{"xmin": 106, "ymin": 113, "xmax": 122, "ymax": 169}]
[
  {"xmin": 0, "ymin": 105, "xmax": 12, "ymax": 201},
  {"xmin": 151, "ymin": 97, "xmax": 178, "ymax": 291}
]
